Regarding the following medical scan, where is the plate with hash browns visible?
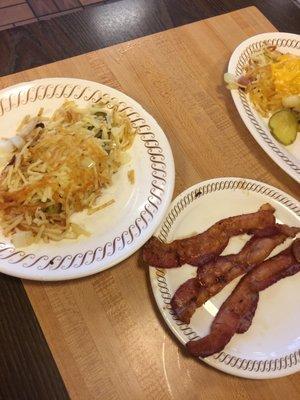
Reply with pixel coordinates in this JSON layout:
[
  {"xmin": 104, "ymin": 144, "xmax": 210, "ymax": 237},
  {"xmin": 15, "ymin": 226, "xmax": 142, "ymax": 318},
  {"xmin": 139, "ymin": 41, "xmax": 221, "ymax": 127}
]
[{"xmin": 0, "ymin": 78, "xmax": 174, "ymax": 280}]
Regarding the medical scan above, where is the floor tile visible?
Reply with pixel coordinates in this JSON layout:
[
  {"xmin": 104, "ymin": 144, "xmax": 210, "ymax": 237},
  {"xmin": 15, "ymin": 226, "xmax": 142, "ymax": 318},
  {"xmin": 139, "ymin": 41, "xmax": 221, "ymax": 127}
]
[
  {"xmin": 55, "ymin": 0, "xmax": 81, "ymax": 11},
  {"xmin": 80, "ymin": 0, "xmax": 103, "ymax": 4},
  {"xmin": 39, "ymin": 7, "xmax": 81, "ymax": 20},
  {"xmin": 0, "ymin": 0, "xmax": 106, "ymax": 29},
  {"xmin": 0, "ymin": 23, "xmax": 14, "ymax": 30},
  {"xmin": 0, "ymin": 0, "xmax": 26, "ymax": 7},
  {"xmin": 27, "ymin": 0, "xmax": 58, "ymax": 16},
  {"xmin": 14, "ymin": 16, "xmax": 37, "ymax": 25},
  {"xmin": 0, "ymin": 3, "xmax": 34, "ymax": 24}
]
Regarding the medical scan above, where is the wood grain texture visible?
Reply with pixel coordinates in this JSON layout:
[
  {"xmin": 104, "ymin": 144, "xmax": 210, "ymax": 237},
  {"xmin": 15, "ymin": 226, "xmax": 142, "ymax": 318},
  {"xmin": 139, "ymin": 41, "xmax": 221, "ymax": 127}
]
[
  {"xmin": 0, "ymin": 6, "xmax": 300, "ymax": 400},
  {"xmin": 0, "ymin": 275, "xmax": 69, "ymax": 400},
  {"xmin": 0, "ymin": 0, "xmax": 299, "ymax": 77}
]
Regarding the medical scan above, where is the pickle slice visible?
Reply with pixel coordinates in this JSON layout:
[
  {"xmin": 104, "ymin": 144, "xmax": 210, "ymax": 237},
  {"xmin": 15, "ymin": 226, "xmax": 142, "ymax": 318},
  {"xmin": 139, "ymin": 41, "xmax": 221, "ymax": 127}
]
[{"xmin": 268, "ymin": 110, "xmax": 298, "ymax": 146}]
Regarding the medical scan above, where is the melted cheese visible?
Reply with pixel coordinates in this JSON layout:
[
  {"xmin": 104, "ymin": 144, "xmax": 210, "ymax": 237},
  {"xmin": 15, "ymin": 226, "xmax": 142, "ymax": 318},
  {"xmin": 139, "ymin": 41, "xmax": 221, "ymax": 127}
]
[{"xmin": 271, "ymin": 54, "xmax": 300, "ymax": 96}]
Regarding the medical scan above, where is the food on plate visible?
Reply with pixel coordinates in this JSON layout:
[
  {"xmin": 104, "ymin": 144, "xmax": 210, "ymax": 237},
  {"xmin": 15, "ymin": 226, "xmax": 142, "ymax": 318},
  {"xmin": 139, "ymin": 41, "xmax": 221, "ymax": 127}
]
[
  {"xmin": 225, "ymin": 44, "xmax": 300, "ymax": 145},
  {"xmin": 87, "ymin": 199, "xmax": 115, "ymax": 215},
  {"xmin": 171, "ymin": 224, "xmax": 300, "ymax": 323},
  {"xmin": 0, "ymin": 101, "xmax": 135, "ymax": 246},
  {"xmin": 143, "ymin": 203, "xmax": 276, "ymax": 268},
  {"xmin": 268, "ymin": 109, "xmax": 298, "ymax": 145},
  {"xmin": 225, "ymin": 45, "xmax": 300, "ymax": 116},
  {"xmin": 186, "ymin": 239, "xmax": 300, "ymax": 358},
  {"xmin": 127, "ymin": 169, "xmax": 135, "ymax": 184}
]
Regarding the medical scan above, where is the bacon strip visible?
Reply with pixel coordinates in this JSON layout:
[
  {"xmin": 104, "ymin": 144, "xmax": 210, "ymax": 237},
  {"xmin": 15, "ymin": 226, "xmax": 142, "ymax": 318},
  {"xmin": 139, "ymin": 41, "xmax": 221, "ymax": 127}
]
[
  {"xmin": 186, "ymin": 239, "xmax": 300, "ymax": 358},
  {"xmin": 143, "ymin": 204, "xmax": 276, "ymax": 268},
  {"xmin": 173, "ymin": 225, "xmax": 300, "ymax": 323},
  {"xmin": 171, "ymin": 225, "xmax": 300, "ymax": 323}
]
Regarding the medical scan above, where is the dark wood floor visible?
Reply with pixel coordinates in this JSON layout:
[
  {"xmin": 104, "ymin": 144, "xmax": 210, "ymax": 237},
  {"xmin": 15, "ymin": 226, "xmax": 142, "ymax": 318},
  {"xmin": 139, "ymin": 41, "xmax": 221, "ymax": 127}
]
[{"xmin": 0, "ymin": 0, "xmax": 299, "ymax": 78}]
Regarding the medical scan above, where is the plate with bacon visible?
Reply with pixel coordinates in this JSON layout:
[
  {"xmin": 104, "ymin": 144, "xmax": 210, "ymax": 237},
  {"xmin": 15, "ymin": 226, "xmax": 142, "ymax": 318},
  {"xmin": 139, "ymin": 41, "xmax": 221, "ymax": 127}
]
[{"xmin": 144, "ymin": 177, "xmax": 300, "ymax": 379}]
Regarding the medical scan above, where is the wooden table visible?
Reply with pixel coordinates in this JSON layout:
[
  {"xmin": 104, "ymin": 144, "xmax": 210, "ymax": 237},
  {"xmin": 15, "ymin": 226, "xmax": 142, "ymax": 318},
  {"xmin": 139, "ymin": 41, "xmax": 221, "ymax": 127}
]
[{"xmin": 0, "ymin": 5, "xmax": 299, "ymax": 400}]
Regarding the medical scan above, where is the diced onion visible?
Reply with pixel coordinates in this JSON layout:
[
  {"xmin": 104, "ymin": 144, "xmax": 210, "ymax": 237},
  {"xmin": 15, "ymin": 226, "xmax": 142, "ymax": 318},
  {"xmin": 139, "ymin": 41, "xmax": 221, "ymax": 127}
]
[
  {"xmin": 10, "ymin": 135, "xmax": 25, "ymax": 149},
  {"xmin": 11, "ymin": 231, "xmax": 34, "ymax": 248},
  {"xmin": 224, "ymin": 72, "xmax": 237, "ymax": 84},
  {"xmin": 282, "ymin": 95, "xmax": 300, "ymax": 111},
  {"xmin": 0, "ymin": 139, "xmax": 14, "ymax": 155},
  {"xmin": 17, "ymin": 119, "xmax": 38, "ymax": 137},
  {"xmin": 81, "ymin": 157, "xmax": 95, "ymax": 169}
]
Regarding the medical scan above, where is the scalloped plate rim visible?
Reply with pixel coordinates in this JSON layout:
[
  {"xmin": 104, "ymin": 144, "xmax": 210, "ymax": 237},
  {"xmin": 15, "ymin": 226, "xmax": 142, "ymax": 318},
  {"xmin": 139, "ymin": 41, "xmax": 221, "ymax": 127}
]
[
  {"xmin": 0, "ymin": 77, "xmax": 175, "ymax": 281},
  {"xmin": 227, "ymin": 32, "xmax": 300, "ymax": 183},
  {"xmin": 149, "ymin": 177, "xmax": 300, "ymax": 379}
]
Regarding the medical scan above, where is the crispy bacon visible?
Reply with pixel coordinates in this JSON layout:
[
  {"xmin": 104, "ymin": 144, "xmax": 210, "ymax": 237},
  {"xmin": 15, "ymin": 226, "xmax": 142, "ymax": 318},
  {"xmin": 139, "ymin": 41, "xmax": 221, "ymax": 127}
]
[
  {"xmin": 186, "ymin": 239, "xmax": 300, "ymax": 358},
  {"xmin": 143, "ymin": 204, "xmax": 276, "ymax": 268},
  {"xmin": 171, "ymin": 224, "xmax": 300, "ymax": 323}
]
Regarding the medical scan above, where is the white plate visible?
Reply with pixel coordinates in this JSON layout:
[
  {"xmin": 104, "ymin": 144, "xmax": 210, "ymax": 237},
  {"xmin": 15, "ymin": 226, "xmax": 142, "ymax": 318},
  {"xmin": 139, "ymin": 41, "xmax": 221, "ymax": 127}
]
[
  {"xmin": 149, "ymin": 177, "xmax": 300, "ymax": 379},
  {"xmin": 227, "ymin": 32, "xmax": 300, "ymax": 183},
  {"xmin": 0, "ymin": 78, "xmax": 175, "ymax": 281}
]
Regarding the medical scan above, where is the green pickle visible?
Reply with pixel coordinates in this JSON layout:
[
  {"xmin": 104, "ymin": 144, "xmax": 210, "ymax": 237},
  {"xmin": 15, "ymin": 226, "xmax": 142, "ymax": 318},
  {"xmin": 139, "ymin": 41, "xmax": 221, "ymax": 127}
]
[{"xmin": 268, "ymin": 110, "xmax": 298, "ymax": 146}]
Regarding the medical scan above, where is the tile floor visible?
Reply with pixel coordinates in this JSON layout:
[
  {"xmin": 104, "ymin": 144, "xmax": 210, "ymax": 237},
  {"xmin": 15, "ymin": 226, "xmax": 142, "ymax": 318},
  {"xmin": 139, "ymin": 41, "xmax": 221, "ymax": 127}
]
[{"xmin": 0, "ymin": 0, "xmax": 105, "ymax": 31}]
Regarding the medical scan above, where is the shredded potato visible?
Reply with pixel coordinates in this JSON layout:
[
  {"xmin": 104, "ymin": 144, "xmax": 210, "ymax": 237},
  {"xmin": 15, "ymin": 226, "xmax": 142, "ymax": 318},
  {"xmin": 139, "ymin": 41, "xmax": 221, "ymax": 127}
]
[
  {"xmin": 87, "ymin": 199, "xmax": 115, "ymax": 215},
  {"xmin": 0, "ymin": 101, "xmax": 135, "ymax": 246}
]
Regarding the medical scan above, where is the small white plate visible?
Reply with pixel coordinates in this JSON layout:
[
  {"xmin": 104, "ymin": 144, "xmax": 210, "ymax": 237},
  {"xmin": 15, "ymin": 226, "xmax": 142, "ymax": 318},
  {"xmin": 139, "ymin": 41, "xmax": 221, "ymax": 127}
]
[
  {"xmin": 227, "ymin": 32, "xmax": 300, "ymax": 183},
  {"xmin": 149, "ymin": 177, "xmax": 300, "ymax": 379},
  {"xmin": 0, "ymin": 78, "xmax": 175, "ymax": 281}
]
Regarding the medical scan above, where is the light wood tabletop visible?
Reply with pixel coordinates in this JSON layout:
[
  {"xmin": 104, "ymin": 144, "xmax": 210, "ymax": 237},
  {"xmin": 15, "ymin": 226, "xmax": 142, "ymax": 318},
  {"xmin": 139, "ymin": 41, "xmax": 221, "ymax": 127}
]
[{"xmin": 0, "ymin": 6, "xmax": 299, "ymax": 400}]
